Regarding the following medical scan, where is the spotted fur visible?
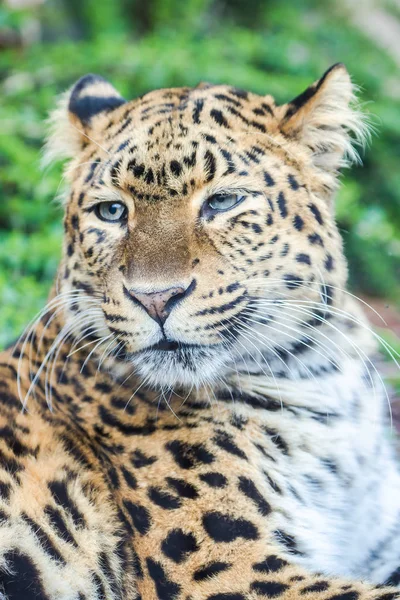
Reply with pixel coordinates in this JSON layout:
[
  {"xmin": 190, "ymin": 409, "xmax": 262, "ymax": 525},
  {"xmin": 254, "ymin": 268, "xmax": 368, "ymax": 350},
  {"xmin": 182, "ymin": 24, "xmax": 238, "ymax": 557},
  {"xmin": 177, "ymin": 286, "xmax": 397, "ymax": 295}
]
[{"xmin": 0, "ymin": 65, "xmax": 399, "ymax": 599}]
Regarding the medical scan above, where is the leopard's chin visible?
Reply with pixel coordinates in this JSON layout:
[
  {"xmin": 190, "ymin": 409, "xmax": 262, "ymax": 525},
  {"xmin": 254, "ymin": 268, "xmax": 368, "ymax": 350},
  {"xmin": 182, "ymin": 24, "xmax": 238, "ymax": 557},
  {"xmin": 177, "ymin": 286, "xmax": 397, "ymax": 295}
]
[{"xmin": 128, "ymin": 343, "xmax": 232, "ymax": 390}]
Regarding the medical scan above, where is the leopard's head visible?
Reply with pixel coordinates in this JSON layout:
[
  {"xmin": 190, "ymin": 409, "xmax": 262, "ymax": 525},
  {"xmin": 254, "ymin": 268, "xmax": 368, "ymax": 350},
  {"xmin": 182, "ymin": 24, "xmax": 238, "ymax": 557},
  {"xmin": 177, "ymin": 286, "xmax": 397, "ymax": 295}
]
[{"xmin": 47, "ymin": 65, "xmax": 367, "ymax": 389}]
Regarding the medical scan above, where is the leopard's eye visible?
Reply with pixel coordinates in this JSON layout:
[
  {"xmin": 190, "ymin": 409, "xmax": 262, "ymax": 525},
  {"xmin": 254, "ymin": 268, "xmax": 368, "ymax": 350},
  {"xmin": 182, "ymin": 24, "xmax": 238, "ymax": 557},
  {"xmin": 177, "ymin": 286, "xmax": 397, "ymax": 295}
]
[
  {"xmin": 206, "ymin": 193, "xmax": 245, "ymax": 213},
  {"xmin": 95, "ymin": 202, "xmax": 127, "ymax": 223}
]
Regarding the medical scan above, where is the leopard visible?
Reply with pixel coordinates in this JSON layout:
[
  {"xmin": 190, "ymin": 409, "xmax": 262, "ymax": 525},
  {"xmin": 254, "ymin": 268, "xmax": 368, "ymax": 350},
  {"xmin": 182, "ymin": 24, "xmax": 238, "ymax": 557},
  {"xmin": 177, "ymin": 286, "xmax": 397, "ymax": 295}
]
[{"xmin": 0, "ymin": 62, "xmax": 400, "ymax": 600}]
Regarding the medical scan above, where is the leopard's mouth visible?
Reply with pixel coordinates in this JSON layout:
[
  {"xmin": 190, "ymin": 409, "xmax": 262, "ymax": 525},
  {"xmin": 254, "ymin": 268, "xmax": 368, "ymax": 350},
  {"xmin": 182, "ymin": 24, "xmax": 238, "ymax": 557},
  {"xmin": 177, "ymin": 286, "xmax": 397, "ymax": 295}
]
[{"xmin": 117, "ymin": 339, "xmax": 232, "ymax": 389}]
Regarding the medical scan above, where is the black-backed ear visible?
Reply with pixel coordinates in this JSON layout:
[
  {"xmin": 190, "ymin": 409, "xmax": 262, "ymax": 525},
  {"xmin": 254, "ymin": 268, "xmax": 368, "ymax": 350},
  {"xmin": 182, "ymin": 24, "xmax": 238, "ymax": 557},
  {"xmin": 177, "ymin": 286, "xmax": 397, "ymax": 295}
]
[
  {"xmin": 68, "ymin": 74, "xmax": 126, "ymax": 127},
  {"xmin": 279, "ymin": 64, "xmax": 369, "ymax": 193},
  {"xmin": 43, "ymin": 74, "xmax": 126, "ymax": 167}
]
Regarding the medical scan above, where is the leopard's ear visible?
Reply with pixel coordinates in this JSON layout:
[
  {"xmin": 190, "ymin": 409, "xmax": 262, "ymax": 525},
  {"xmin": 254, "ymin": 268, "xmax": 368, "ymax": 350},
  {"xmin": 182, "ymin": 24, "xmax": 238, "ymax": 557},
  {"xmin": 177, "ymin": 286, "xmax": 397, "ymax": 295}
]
[
  {"xmin": 43, "ymin": 74, "xmax": 126, "ymax": 166},
  {"xmin": 279, "ymin": 64, "xmax": 369, "ymax": 193}
]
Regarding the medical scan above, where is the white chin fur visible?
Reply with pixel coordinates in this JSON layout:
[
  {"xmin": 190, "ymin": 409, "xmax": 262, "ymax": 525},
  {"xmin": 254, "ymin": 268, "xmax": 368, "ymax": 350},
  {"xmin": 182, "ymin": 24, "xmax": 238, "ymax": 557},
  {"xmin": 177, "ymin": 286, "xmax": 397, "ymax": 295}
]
[{"xmin": 130, "ymin": 347, "xmax": 231, "ymax": 390}]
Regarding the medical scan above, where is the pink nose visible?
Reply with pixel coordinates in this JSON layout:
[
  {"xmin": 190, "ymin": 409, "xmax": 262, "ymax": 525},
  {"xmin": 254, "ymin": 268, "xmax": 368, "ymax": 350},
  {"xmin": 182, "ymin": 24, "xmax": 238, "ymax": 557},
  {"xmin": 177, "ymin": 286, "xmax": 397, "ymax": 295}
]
[{"xmin": 128, "ymin": 286, "xmax": 187, "ymax": 325}]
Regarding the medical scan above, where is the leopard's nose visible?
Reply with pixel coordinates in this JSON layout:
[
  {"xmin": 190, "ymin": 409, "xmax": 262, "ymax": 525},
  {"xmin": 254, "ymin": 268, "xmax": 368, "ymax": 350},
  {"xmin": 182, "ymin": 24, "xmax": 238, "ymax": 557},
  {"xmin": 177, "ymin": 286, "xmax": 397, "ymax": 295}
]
[{"xmin": 127, "ymin": 283, "xmax": 193, "ymax": 325}]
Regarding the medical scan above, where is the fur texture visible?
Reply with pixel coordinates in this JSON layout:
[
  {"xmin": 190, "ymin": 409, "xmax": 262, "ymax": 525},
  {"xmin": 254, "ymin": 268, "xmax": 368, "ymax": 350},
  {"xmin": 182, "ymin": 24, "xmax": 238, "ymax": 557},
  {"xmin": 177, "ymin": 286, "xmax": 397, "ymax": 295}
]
[{"xmin": 0, "ymin": 65, "xmax": 399, "ymax": 600}]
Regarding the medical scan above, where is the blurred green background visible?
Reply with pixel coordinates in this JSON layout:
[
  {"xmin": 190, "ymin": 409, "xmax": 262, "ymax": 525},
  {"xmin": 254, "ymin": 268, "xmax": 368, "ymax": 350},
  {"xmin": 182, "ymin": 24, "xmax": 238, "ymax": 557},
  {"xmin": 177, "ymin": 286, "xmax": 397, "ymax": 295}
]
[{"xmin": 0, "ymin": 0, "xmax": 399, "ymax": 355}]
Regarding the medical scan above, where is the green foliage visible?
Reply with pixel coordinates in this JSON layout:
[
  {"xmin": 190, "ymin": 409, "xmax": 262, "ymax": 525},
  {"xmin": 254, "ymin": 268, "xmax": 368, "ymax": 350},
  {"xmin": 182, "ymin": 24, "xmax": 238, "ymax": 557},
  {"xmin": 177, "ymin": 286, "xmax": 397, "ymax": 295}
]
[{"xmin": 0, "ymin": 0, "xmax": 399, "ymax": 349}]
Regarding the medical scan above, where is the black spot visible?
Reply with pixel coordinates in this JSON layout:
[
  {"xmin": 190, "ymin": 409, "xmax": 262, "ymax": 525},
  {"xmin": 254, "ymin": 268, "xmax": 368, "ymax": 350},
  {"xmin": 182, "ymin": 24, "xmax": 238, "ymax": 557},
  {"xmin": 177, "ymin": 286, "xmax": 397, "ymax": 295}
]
[
  {"xmin": 277, "ymin": 192, "xmax": 288, "ymax": 218},
  {"xmin": 264, "ymin": 472, "xmax": 282, "ymax": 494},
  {"xmin": 0, "ymin": 551, "xmax": 50, "ymax": 600},
  {"xmin": 288, "ymin": 174, "xmax": 300, "ymax": 190},
  {"xmin": 253, "ymin": 555, "xmax": 288, "ymax": 573},
  {"xmin": 166, "ymin": 477, "xmax": 199, "ymax": 499},
  {"xmin": 301, "ymin": 581, "xmax": 330, "ymax": 594},
  {"xmin": 193, "ymin": 561, "xmax": 231, "ymax": 581},
  {"xmin": 166, "ymin": 440, "xmax": 215, "ymax": 469},
  {"xmin": 321, "ymin": 284, "xmax": 334, "ymax": 306},
  {"xmin": 385, "ymin": 566, "xmax": 400, "ymax": 586},
  {"xmin": 0, "ymin": 481, "xmax": 11, "ymax": 501},
  {"xmin": 193, "ymin": 99, "xmax": 204, "ymax": 124},
  {"xmin": 71, "ymin": 214, "xmax": 79, "ymax": 230},
  {"xmin": 207, "ymin": 595, "xmax": 246, "ymax": 600},
  {"xmin": 131, "ymin": 449, "xmax": 157, "ymax": 468},
  {"xmin": 203, "ymin": 511, "xmax": 259, "ymax": 542},
  {"xmin": 274, "ymin": 529, "xmax": 302, "ymax": 555},
  {"xmin": 308, "ymin": 232, "xmax": 324, "ymax": 246},
  {"xmin": 132, "ymin": 164, "xmax": 145, "ymax": 178},
  {"xmin": 283, "ymin": 274, "xmax": 303, "ymax": 290},
  {"xmin": 199, "ymin": 472, "xmax": 228, "ymax": 488},
  {"xmin": 296, "ymin": 253, "xmax": 311, "ymax": 265},
  {"xmin": 226, "ymin": 283, "xmax": 241, "ymax": 294},
  {"xmin": 48, "ymin": 480, "xmax": 84, "ymax": 527},
  {"xmin": 210, "ymin": 109, "xmax": 229, "ymax": 128},
  {"xmin": 22, "ymin": 514, "xmax": 65, "ymax": 564},
  {"xmin": 280, "ymin": 242, "xmax": 290, "ymax": 257},
  {"xmin": 252, "ymin": 223, "xmax": 262, "ymax": 234},
  {"xmin": 146, "ymin": 557, "xmax": 181, "ymax": 600},
  {"xmin": 250, "ymin": 581, "xmax": 289, "ymax": 597},
  {"xmin": 44, "ymin": 505, "xmax": 78, "ymax": 547},
  {"xmin": 308, "ymin": 203, "xmax": 324, "ymax": 225},
  {"xmin": 264, "ymin": 427, "xmax": 289, "ymax": 454},
  {"xmin": 161, "ymin": 529, "xmax": 199, "ymax": 563},
  {"xmin": 326, "ymin": 594, "xmax": 359, "ymax": 600},
  {"xmin": 238, "ymin": 476, "xmax": 271, "ymax": 516},
  {"xmin": 123, "ymin": 500, "xmax": 152, "ymax": 535},
  {"xmin": 170, "ymin": 160, "xmax": 182, "ymax": 177},
  {"xmin": 99, "ymin": 406, "xmax": 156, "ymax": 436},
  {"xmin": 204, "ymin": 150, "xmax": 217, "ymax": 182},
  {"xmin": 293, "ymin": 214, "xmax": 304, "ymax": 231},
  {"xmin": 148, "ymin": 487, "xmax": 181, "ymax": 510},
  {"xmin": 212, "ymin": 430, "xmax": 247, "ymax": 460},
  {"xmin": 324, "ymin": 254, "xmax": 334, "ymax": 272},
  {"xmin": 121, "ymin": 467, "xmax": 137, "ymax": 489}
]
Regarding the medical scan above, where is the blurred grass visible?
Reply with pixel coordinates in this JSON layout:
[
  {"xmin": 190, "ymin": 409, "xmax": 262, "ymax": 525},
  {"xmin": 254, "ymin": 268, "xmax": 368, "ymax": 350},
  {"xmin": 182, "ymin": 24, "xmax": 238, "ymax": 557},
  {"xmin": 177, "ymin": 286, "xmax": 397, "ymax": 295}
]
[{"xmin": 0, "ymin": 0, "xmax": 399, "ymax": 353}]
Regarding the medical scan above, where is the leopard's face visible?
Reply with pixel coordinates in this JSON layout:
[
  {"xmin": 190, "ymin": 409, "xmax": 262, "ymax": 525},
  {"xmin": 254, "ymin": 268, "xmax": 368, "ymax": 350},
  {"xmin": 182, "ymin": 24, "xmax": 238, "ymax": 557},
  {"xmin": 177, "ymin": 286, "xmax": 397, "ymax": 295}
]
[{"xmin": 52, "ymin": 68, "xmax": 363, "ymax": 389}]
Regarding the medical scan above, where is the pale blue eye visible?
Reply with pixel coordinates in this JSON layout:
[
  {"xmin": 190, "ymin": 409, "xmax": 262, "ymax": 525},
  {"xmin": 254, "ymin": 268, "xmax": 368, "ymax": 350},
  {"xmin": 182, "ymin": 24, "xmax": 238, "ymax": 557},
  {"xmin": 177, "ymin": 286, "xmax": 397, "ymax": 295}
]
[
  {"xmin": 207, "ymin": 193, "xmax": 245, "ymax": 212},
  {"xmin": 96, "ymin": 202, "xmax": 127, "ymax": 222}
]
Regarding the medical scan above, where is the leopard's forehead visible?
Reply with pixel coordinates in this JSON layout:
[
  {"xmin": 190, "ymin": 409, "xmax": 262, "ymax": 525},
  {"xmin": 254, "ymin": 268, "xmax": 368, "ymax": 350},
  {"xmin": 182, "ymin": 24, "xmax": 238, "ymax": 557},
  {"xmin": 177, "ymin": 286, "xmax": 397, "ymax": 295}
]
[
  {"xmin": 110, "ymin": 83, "xmax": 276, "ymax": 131},
  {"xmin": 83, "ymin": 84, "xmax": 293, "ymax": 204}
]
